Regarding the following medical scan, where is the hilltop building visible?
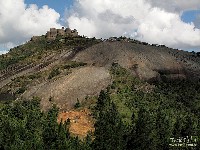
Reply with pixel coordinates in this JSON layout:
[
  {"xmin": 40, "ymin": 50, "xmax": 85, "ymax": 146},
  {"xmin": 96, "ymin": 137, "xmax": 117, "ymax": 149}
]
[
  {"xmin": 46, "ymin": 27, "xmax": 78, "ymax": 40},
  {"xmin": 31, "ymin": 27, "xmax": 79, "ymax": 42}
]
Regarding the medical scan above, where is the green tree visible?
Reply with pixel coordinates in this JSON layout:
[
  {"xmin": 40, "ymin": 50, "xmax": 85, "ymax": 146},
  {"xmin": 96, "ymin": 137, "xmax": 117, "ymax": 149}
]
[
  {"xmin": 93, "ymin": 92, "xmax": 125, "ymax": 150},
  {"xmin": 93, "ymin": 90, "xmax": 110, "ymax": 118},
  {"xmin": 156, "ymin": 107, "xmax": 173, "ymax": 150},
  {"xmin": 42, "ymin": 104, "xmax": 59, "ymax": 149},
  {"xmin": 134, "ymin": 108, "xmax": 158, "ymax": 150},
  {"xmin": 126, "ymin": 112, "xmax": 137, "ymax": 150}
]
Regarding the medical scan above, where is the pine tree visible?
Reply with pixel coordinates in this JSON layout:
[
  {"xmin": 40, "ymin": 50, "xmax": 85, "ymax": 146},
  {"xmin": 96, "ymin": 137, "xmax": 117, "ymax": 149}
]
[
  {"xmin": 94, "ymin": 90, "xmax": 110, "ymax": 118},
  {"xmin": 93, "ymin": 92, "xmax": 125, "ymax": 150},
  {"xmin": 126, "ymin": 112, "xmax": 137, "ymax": 150},
  {"xmin": 156, "ymin": 107, "xmax": 173, "ymax": 150},
  {"xmin": 42, "ymin": 104, "xmax": 59, "ymax": 149},
  {"xmin": 134, "ymin": 108, "xmax": 158, "ymax": 150},
  {"xmin": 196, "ymin": 119, "xmax": 200, "ymax": 150}
]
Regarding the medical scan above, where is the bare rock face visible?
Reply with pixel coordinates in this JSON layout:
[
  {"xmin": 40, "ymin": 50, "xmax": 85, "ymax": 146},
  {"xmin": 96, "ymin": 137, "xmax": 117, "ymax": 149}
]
[
  {"xmin": 73, "ymin": 41, "xmax": 198, "ymax": 81},
  {"xmin": 22, "ymin": 67, "xmax": 111, "ymax": 110},
  {"xmin": 1, "ymin": 40, "xmax": 200, "ymax": 110}
]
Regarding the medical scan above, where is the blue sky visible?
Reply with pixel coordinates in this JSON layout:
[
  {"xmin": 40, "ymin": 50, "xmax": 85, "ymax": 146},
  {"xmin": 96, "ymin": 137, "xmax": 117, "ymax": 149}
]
[
  {"xmin": 25, "ymin": 0, "xmax": 73, "ymax": 20},
  {"xmin": 0, "ymin": 0, "xmax": 200, "ymax": 54},
  {"xmin": 182, "ymin": 10, "xmax": 200, "ymax": 23}
]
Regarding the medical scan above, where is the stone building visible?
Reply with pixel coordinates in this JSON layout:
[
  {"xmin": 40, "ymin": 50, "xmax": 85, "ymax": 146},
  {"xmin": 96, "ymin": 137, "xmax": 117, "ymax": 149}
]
[
  {"xmin": 45, "ymin": 27, "xmax": 79, "ymax": 40},
  {"xmin": 71, "ymin": 29, "xmax": 78, "ymax": 37},
  {"xmin": 57, "ymin": 28, "xmax": 65, "ymax": 36},
  {"xmin": 65, "ymin": 28, "xmax": 72, "ymax": 34}
]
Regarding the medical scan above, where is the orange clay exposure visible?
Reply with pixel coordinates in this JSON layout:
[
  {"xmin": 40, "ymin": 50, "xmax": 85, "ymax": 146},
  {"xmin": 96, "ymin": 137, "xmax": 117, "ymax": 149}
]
[{"xmin": 57, "ymin": 109, "xmax": 94, "ymax": 138}]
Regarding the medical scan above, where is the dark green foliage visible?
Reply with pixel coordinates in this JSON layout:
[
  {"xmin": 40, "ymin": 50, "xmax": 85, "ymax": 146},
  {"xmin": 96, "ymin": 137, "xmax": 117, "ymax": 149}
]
[
  {"xmin": 0, "ymin": 92, "xmax": 16, "ymax": 101},
  {"xmin": 63, "ymin": 61, "xmax": 87, "ymax": 70},
  {"xmin": 93, "ymin": 92, "xmax": 126, "ymax": 150},
  {"xmin": 156, "ymin": 106, "xmax": 173, "ymax": 150},
  {"xmin": 82, "ymin": 134, "xmax": 93, "ymax": 150},
  {"xmin": 28, "ymin": 73, "xmax": 41, "ymax": 80},
  {"xmin": 15, "ymin": 86, "xmax": 26, "ymax": 94},
  {"xmin": 182, "ymin": 115, "xmax": 196, "ymax": 137},
  {"xmin": 0, "ymin": 98, "xmax": 44, "ymax": 149},
  {"xmin": 0, "ymin": 37, "xmax": 47, "ymax": 70},
  {"xmin": 64, "ymin": 36, "xmax": 100, "ymax": 48},
  {"xmin": 94, "ymin": 90, "xmax": 111, "ymax": 117},
  {"xmin": 48, "ymin": 68, "xmax": 60, "ymax": 79},
  {"xmin": 74, "ymin": 99, "xmax": 81, "ymax": 109},
  {"xmin": 130, "ymin": 108, "xmax": 158, "ymax": 150},
  {"xmin": 109, "ymin": 64, "xmax": 200, "ymax": 150},
  {"xmin": 0, "ymin": 99, "xmax": 85, "ymax": 150},
  {"xmin": 155, "ymin": 80, "xmax": 200, "ymax": 115},
  {"xmin": 0, "ymin": 34, "xmax": 100, "ymax": 73},
  {"xmin": 49, "ymin": 96, "xmax": 53, "ymax": 102}
]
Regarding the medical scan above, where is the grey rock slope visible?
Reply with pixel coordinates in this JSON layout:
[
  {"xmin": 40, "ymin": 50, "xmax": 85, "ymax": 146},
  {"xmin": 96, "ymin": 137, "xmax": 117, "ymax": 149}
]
[
  {"xmin": 0, "ymin": 40, "xmax": 199, "ymax": 110},
  {"xmin": 74, "ymin": 41, "xmax": 200, "ymax": 81}
]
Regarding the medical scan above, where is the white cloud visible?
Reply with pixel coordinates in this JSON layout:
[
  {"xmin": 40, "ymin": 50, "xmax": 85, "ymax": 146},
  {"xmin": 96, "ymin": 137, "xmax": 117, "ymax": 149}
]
[
  {"xmin": 0, "ymin": 50, "xmax": 9, "ymax": 55},
  {"xmin": 0, "ymin": 0, "xmax": 200, "ymax": 52},
  {"xmin": 66, "ymin": 0, "xmax": 200, "ymax": 51},
  {"xmin": 0, "ymin": 0, "xmax": 61, "ymax": 50},
  {"xmin": 137, "ymin": 8, "xmax": 200, "ymax": 48},
  {"xmin": 148, "ymin": 0, "xmax": 200, "ymax": 13},
  {"xmin": 0, "ymin": 42, "xmax": 17, "ymax": 55}
]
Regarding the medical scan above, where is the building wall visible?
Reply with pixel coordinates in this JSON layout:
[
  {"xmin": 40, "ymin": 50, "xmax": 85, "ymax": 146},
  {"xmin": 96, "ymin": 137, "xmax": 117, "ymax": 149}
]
[
  {"xmin": 65, "ymin": 28, "xmax": 72, "ymax": 34},
  {"xmin": 45, "ymin": 27, "xmax": 79, "ymax": 40},
  {"xmin": 57, "ymin": 29, "xmax": 65, "ymax": 36}
]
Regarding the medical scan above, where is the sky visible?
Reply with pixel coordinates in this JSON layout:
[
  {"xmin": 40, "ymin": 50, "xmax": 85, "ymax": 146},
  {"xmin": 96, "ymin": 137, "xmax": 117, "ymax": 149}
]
[{"xmin": 0, "ymin": 0, "xmax": 200, "ymax": 55}]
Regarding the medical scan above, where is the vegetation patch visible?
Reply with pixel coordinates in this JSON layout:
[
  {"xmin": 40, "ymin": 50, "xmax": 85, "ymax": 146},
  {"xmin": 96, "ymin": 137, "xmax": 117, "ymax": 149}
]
[
  {"xmin": 63, "ymin": 61, "xmax": 87, "ymax": 70},
  {"xmin": 1, "ymin": 63, "xmax": 200, "ymax": 149},
  {"xmin": 28, "ymin": 73, "xmax": 42, "ymax": 80},
  {"xmin": 74, "ymin": 99, "xmax": 81, "ymax": 109},
  {"xmin": 48, "ymin": 68, "xmax": 60, "ymax": 79},
  {"xmin": 0, "ymin": 92, "xmax": 16, "ymax": 102},
  {"xmin": 15, "ymin": 86, "xmax": 26, "ymax": 94},
  {"xmin": 0, "ymin": 98, "xmax": 93, "ymax": 149}
]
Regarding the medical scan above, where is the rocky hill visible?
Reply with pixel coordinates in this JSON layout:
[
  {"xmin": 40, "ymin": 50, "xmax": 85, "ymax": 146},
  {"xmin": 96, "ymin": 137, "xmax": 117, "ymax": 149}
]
[{"xmin": 0, "ymin": 30, "xmax": 200, "ymax": 111}]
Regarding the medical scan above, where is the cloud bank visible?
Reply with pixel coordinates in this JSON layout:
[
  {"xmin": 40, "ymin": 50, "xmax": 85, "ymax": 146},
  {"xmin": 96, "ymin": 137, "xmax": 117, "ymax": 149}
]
[
  {"xmin": 0, "ymin": 0, "xmax": 200, "ymax": 53},
  {"xmin": 67, "ymin": 0, "xmax": 200, "ymax": 51},
  {"xmin": 0, "ymin": 0, "xmax": 61, "ymax": 51},
  {"xmin": 148, "ymin": 0, "xmax": 200, "ymax": 13}
]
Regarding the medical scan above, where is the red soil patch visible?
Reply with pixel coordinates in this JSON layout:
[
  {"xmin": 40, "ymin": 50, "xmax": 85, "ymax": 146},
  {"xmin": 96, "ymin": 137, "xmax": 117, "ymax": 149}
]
[{"xmin": 57, "ymin": 109, "xmax": 94, "ymax": 138}]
